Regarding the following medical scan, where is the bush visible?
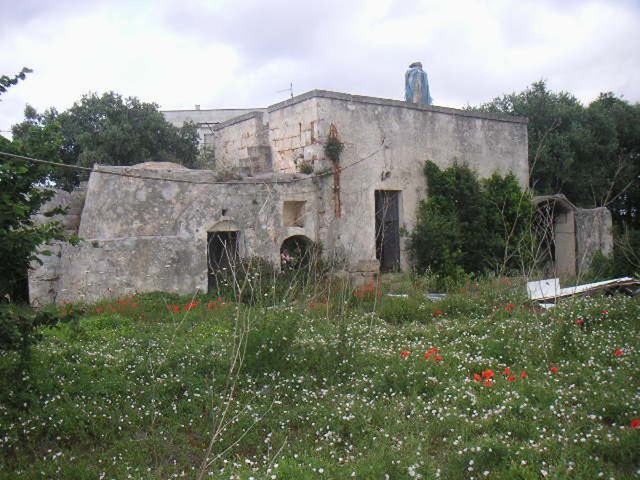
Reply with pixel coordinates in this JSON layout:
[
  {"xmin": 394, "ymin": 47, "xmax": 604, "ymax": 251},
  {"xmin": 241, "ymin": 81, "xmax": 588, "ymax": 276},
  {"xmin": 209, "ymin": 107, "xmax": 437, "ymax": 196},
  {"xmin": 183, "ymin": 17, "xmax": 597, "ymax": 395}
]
[
  {"xmin": 0, "ymin": 304, "xmax": 41, "ymax": 358},
  {"xmin": 408, "ymin": 161, "xmax": 534, "ymax": 277}
]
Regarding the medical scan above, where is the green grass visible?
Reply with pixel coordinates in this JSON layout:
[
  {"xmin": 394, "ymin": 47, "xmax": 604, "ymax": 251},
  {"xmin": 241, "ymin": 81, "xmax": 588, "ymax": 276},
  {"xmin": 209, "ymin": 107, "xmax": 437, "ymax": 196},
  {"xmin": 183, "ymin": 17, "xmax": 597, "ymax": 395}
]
[{"xmin": 0, "ymin": 278, "xmax": 639, "ymax": 479}]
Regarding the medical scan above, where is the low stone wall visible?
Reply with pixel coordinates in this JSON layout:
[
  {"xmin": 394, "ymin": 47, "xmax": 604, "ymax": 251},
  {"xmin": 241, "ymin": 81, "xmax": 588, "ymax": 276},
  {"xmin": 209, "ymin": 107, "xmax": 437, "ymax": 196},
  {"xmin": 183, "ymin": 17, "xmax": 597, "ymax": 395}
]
[
  {"xmin": 53, "ymin": 237, "xmax": 200, "ymax": 304},
  {"xmin": 576, "ymin": 207, "xmax": 613, "ymax": 275}
]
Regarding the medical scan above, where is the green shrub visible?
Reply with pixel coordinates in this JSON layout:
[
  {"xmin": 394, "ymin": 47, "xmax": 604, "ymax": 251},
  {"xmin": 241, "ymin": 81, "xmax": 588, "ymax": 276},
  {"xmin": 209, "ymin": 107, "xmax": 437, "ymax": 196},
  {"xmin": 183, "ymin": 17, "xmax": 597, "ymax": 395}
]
[
  {"xmin": 0, "ymin": 304, "xmax": 41, "ymax": 357},
  {"xmin": 408, "ymin": 161, "xmax": 534, "ymax": 278}
]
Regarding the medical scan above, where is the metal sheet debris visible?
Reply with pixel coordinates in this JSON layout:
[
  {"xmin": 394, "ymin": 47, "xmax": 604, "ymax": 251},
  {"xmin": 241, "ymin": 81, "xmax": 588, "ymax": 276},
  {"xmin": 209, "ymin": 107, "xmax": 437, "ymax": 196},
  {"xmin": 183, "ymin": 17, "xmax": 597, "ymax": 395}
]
[
  {"xmin": 426, "ymin": 293, "xmax": 447, "ymax": 302},
  {"xmin": 527, "ymin": 277, "xmax": 640, "ymax": 304}
]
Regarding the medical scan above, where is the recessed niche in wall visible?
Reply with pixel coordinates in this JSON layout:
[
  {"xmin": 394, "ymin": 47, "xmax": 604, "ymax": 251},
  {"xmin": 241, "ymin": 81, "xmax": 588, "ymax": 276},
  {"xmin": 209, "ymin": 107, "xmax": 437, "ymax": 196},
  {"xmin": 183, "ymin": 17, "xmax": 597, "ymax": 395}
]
[{"xmin": 283, "ymin": 201, "xmax": 306, "ymax": 227}]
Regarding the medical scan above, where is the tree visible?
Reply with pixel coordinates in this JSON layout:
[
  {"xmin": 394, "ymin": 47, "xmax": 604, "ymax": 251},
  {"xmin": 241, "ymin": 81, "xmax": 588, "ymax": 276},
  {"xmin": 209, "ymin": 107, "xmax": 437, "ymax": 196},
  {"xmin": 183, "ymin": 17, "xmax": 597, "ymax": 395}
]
[
  {"xmin": 0, "ymin": 69, "xmax": 66, "ymax": 302},
  {"xmin": 475, "ymin": 81, "xmax": 640, "ymax": 221},
  {"xmin": 475, "ymin": 82, "xmax": 640, "ymax": 276},
  {"xmin": 12, "ymin": 92, "xmax": 200, "ymax": 189},
  {"xmin": 0, "ymin": 68, "xmax": 32, "ymax": 96},
  {"xmin": 475, "ymin": 81, "xmax": 589, "ymax": 196}
]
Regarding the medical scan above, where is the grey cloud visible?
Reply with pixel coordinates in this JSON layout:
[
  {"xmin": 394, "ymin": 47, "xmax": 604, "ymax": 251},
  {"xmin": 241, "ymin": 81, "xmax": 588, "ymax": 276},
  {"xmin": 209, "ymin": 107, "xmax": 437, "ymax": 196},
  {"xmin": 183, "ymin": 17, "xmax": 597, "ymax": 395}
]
[
  {"xmin": 162, "ymin": 0, "xmax": 367, "ymax": 64},
  {"xmin": 0, "ymin": 0, "xmax": 108, "ymax": 32}
]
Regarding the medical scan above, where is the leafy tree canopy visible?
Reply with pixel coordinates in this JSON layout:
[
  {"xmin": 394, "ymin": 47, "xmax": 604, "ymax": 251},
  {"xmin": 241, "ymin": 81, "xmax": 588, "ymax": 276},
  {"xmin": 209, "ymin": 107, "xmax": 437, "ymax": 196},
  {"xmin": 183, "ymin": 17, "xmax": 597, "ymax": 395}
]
[
  {"xmin": 0, "ymin": 68, "xmax": 66, "ymax": 302},
  {"xmin": 474, "ymin": 81, "xmax": 640, "ymax": 228},
  {"xmin": 11, "ymin": 92, "xmax": 200, "ymax": 189}
]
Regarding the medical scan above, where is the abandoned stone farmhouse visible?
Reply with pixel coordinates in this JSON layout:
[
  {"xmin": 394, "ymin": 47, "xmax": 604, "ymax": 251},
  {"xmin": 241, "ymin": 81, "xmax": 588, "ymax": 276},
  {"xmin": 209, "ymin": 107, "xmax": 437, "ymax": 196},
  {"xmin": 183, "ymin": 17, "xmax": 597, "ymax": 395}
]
[{"xmin": 28, "ymin": 66, "xmax": 612, "ymax": 306}]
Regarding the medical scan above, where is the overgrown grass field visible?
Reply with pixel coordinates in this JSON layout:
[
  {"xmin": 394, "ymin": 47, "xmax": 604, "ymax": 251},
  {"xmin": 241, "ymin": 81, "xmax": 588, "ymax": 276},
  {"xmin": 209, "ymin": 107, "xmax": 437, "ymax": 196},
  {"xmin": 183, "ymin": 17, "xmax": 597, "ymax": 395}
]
[{"xmin": 1, "ymin": 278, "xmax": 639, "ymax": 479}]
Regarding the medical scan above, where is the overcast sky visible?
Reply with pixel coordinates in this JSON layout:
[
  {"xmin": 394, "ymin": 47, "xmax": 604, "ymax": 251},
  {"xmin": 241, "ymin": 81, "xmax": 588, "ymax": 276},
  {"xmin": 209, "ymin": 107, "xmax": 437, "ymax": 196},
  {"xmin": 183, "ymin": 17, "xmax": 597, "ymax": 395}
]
[{"xmin": 1, "ymin": 0, "xmax": 639, "ymax": 134}]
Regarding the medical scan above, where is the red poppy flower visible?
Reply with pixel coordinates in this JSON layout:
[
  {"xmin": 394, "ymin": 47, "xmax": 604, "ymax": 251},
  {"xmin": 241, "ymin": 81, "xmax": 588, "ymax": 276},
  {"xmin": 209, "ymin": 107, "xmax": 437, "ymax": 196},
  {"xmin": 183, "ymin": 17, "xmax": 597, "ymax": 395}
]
[
  {"xmin": 520, "ymin": 371, "xmax": 528, "ymax": 379},
  {"xmin": 482, "ymin": 369, "xmax": 495, "ymax": 379},
  {"xmin": 614, "ymin": 348, "xmax": 624, "ymax": 357},
  {"xmin": 184, "ymin": 301, "xmax": 200, "ymax": 311},
  {"xmin": 575, "ymin": 319, "xmax": 585, "ymax": 326},
  {"xmin": 504, "ymin": 303, "xmax": 516, "ymax": 313},
  {"xmin": 434, "ymin": 355, "xmax": 444, "ymax": 362},
  {"xmin": 167, "ymin": 304, "xmax": 180, "ymax": 313},
  {"xmin": 601, "ymin": 309, "xmax": 609, "ymax": 315},
  {"xmin": 434, "ymin": 309, "xmax": 444, "ymax": 317},
  {"xmin": 400, "ymin": 350, "xmax": 411, "ymax": 359},
  {"xmin": 483, "ymin": 379, "xmax": 494, "ymax": 387},
  {"xmin": 631, "ymin": 419, "xmax": 640, "ymax": 429},
  {"xmin": 503, "ymin": 367, "xmax": 511, "ymax": 376},
  {"xmin": 507, "ymin": 375, "xmax": 516, "ymax": 382},
  {"xmin": 424, "ymin": 347, "xmax": 439, "ymax": 359},
  {"xmin": 550, "ymin": 367, "xmax": 559, "ymax": 374},
  {"xmin": 473, "ymin": 373, "xmax": 481, "ymax": 382}
]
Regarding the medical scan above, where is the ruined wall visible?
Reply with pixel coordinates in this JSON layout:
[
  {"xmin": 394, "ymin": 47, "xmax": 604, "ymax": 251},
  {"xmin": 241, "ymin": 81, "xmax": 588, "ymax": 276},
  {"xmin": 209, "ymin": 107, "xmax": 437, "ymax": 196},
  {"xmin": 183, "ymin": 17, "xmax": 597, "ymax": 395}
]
[
  {"xmin": 576, "ymin": 207, "xmax": 613, "ymax": 275},
  {"xmin": 40, "ymin": 164, "xmax": 320, "ymax": 304},
  {"xmin": 212, "ymin": 112, "xmax": 271, "ymax": 173},
  {"xmin": 265, "ymin": 99, "xmax": 324, "ymax": 173},
  {"xmin": 219, "ymin": 91, "xmax": 528, "ymax": 272},
  {"xmin": 28, "ymin": 185, "xmax": 87, "ymax": 306}
]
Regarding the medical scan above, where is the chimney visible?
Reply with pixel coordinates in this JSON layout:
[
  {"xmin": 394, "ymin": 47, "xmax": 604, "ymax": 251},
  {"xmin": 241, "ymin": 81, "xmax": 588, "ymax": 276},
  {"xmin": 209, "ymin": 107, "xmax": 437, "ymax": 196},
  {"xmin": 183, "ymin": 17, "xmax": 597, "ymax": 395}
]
[{"xmin": 195, "ymin": 104, "xmax": 201, "ymax": 110}]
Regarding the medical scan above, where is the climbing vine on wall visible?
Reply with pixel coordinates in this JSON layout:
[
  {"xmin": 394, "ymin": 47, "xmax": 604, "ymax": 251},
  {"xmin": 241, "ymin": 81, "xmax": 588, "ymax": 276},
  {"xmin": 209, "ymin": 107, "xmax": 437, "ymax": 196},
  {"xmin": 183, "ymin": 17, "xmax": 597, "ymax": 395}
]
[
  {"xmin": 325, "ymin": 124, "xmax": 345, "ymax": 218},
  {"xmin": 408, "ymin": 161, "xmax": 535, "ymax": 277},
  {"xmin": 324, "ymin": 124, "xmax": 344, "ymax": 164}
]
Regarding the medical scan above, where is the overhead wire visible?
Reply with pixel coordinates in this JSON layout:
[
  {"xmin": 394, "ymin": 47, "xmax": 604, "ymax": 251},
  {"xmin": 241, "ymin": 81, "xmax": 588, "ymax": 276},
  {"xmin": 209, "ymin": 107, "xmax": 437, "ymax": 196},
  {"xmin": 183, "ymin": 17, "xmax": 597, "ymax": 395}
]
[{"xmin": 0, "ymin": 146, "xmax": 384, "ymax": 190}]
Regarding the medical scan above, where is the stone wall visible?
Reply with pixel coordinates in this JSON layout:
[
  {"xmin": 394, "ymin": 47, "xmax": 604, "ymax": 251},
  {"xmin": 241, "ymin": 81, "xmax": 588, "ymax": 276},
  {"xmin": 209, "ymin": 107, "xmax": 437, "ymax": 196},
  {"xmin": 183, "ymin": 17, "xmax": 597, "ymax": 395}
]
[
  {"xmin": 305, "ymin": 91, "xmax": 529, "ymax": 271},
  {"xmin": 162, "ymin": 108, "xmax": 264, "ymax": 144},
  {"xmin": 43, "ymin": 164, "xmax": 321, "ymax": 304},
  {"xmin": 28, "ymin": 185, "xmax": 87, "ymax": 306},
  {"xmin": 211, "ymin": 112, "xmax": 271, "ymax": 173},
  {"xmin": 576, "ymin": 207, "xmax": 613, "ymax": 275},
  {"xmin": 31, "ymin": 90, "xmax": 532, "ymax": 305}
]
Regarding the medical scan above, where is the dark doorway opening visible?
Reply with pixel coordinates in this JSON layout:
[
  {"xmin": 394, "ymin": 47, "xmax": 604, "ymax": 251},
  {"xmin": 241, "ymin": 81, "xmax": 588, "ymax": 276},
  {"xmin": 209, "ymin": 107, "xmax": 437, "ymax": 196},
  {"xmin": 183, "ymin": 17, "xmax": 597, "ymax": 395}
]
[
  {"xmin": 280, "ymin": 235, "xmax": 314, "ymax": 271},
  {"xmin": 375, "ymin": 190, "xmax": 401, "ymax": 272},
  {"xmin": 207, "ymin": 231, "xmax": 238, "ymax": 292}
]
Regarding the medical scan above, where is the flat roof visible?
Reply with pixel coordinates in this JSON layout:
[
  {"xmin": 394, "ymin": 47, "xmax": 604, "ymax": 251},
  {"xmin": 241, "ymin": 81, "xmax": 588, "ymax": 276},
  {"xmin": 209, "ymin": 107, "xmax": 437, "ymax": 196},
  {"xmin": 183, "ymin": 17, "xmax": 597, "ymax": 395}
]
[{"xmin": 268, "ymin": 89, "xmax": 528, "ymax": 124}]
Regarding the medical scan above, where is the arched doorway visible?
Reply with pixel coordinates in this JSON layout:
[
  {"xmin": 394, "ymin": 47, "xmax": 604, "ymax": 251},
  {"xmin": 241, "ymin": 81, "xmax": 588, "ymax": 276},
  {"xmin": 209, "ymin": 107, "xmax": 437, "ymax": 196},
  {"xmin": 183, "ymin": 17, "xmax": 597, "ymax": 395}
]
[
  {"xmin": 280, "ymin": 235, "xmax": 316, "ymax": 271},
  {"xmin": 207, "ymin": 230, "xmax": 239, "ymax": 291}
]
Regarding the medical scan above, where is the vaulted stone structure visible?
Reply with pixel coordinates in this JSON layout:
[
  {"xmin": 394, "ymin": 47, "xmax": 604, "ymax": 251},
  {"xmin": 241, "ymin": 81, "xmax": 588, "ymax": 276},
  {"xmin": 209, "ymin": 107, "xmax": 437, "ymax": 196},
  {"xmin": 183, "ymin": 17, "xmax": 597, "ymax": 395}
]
[{"xmin": 28, "ymin": 78, "xmax": 608, "ymax": 305}]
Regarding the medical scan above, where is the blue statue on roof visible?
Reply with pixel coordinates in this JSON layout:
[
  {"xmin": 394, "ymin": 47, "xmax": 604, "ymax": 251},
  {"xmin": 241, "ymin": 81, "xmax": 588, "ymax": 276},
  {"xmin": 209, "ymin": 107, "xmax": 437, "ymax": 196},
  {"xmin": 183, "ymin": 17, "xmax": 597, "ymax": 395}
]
[{"xmin": 405, "ymin": 61, "xmax": 433, "ymax": 106}]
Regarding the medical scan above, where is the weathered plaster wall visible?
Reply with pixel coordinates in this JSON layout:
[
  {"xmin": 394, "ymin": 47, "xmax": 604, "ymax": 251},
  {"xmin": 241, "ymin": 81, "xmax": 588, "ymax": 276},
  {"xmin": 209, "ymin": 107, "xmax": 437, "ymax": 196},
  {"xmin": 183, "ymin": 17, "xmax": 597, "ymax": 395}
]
[
  {"xmin": 576, "ymin": 207, "xmax": 613, "ymax": 275},
  {"xmin": 31, "ymin": 90, "xmax": 531, "ymax": 304},
  {"xmin": 304, "ymin": 92, "xmax": 529, "ymax": 271},
  {"xmin": 48, "ymin": 165, "xmax": 320, "ymax": 303}
]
